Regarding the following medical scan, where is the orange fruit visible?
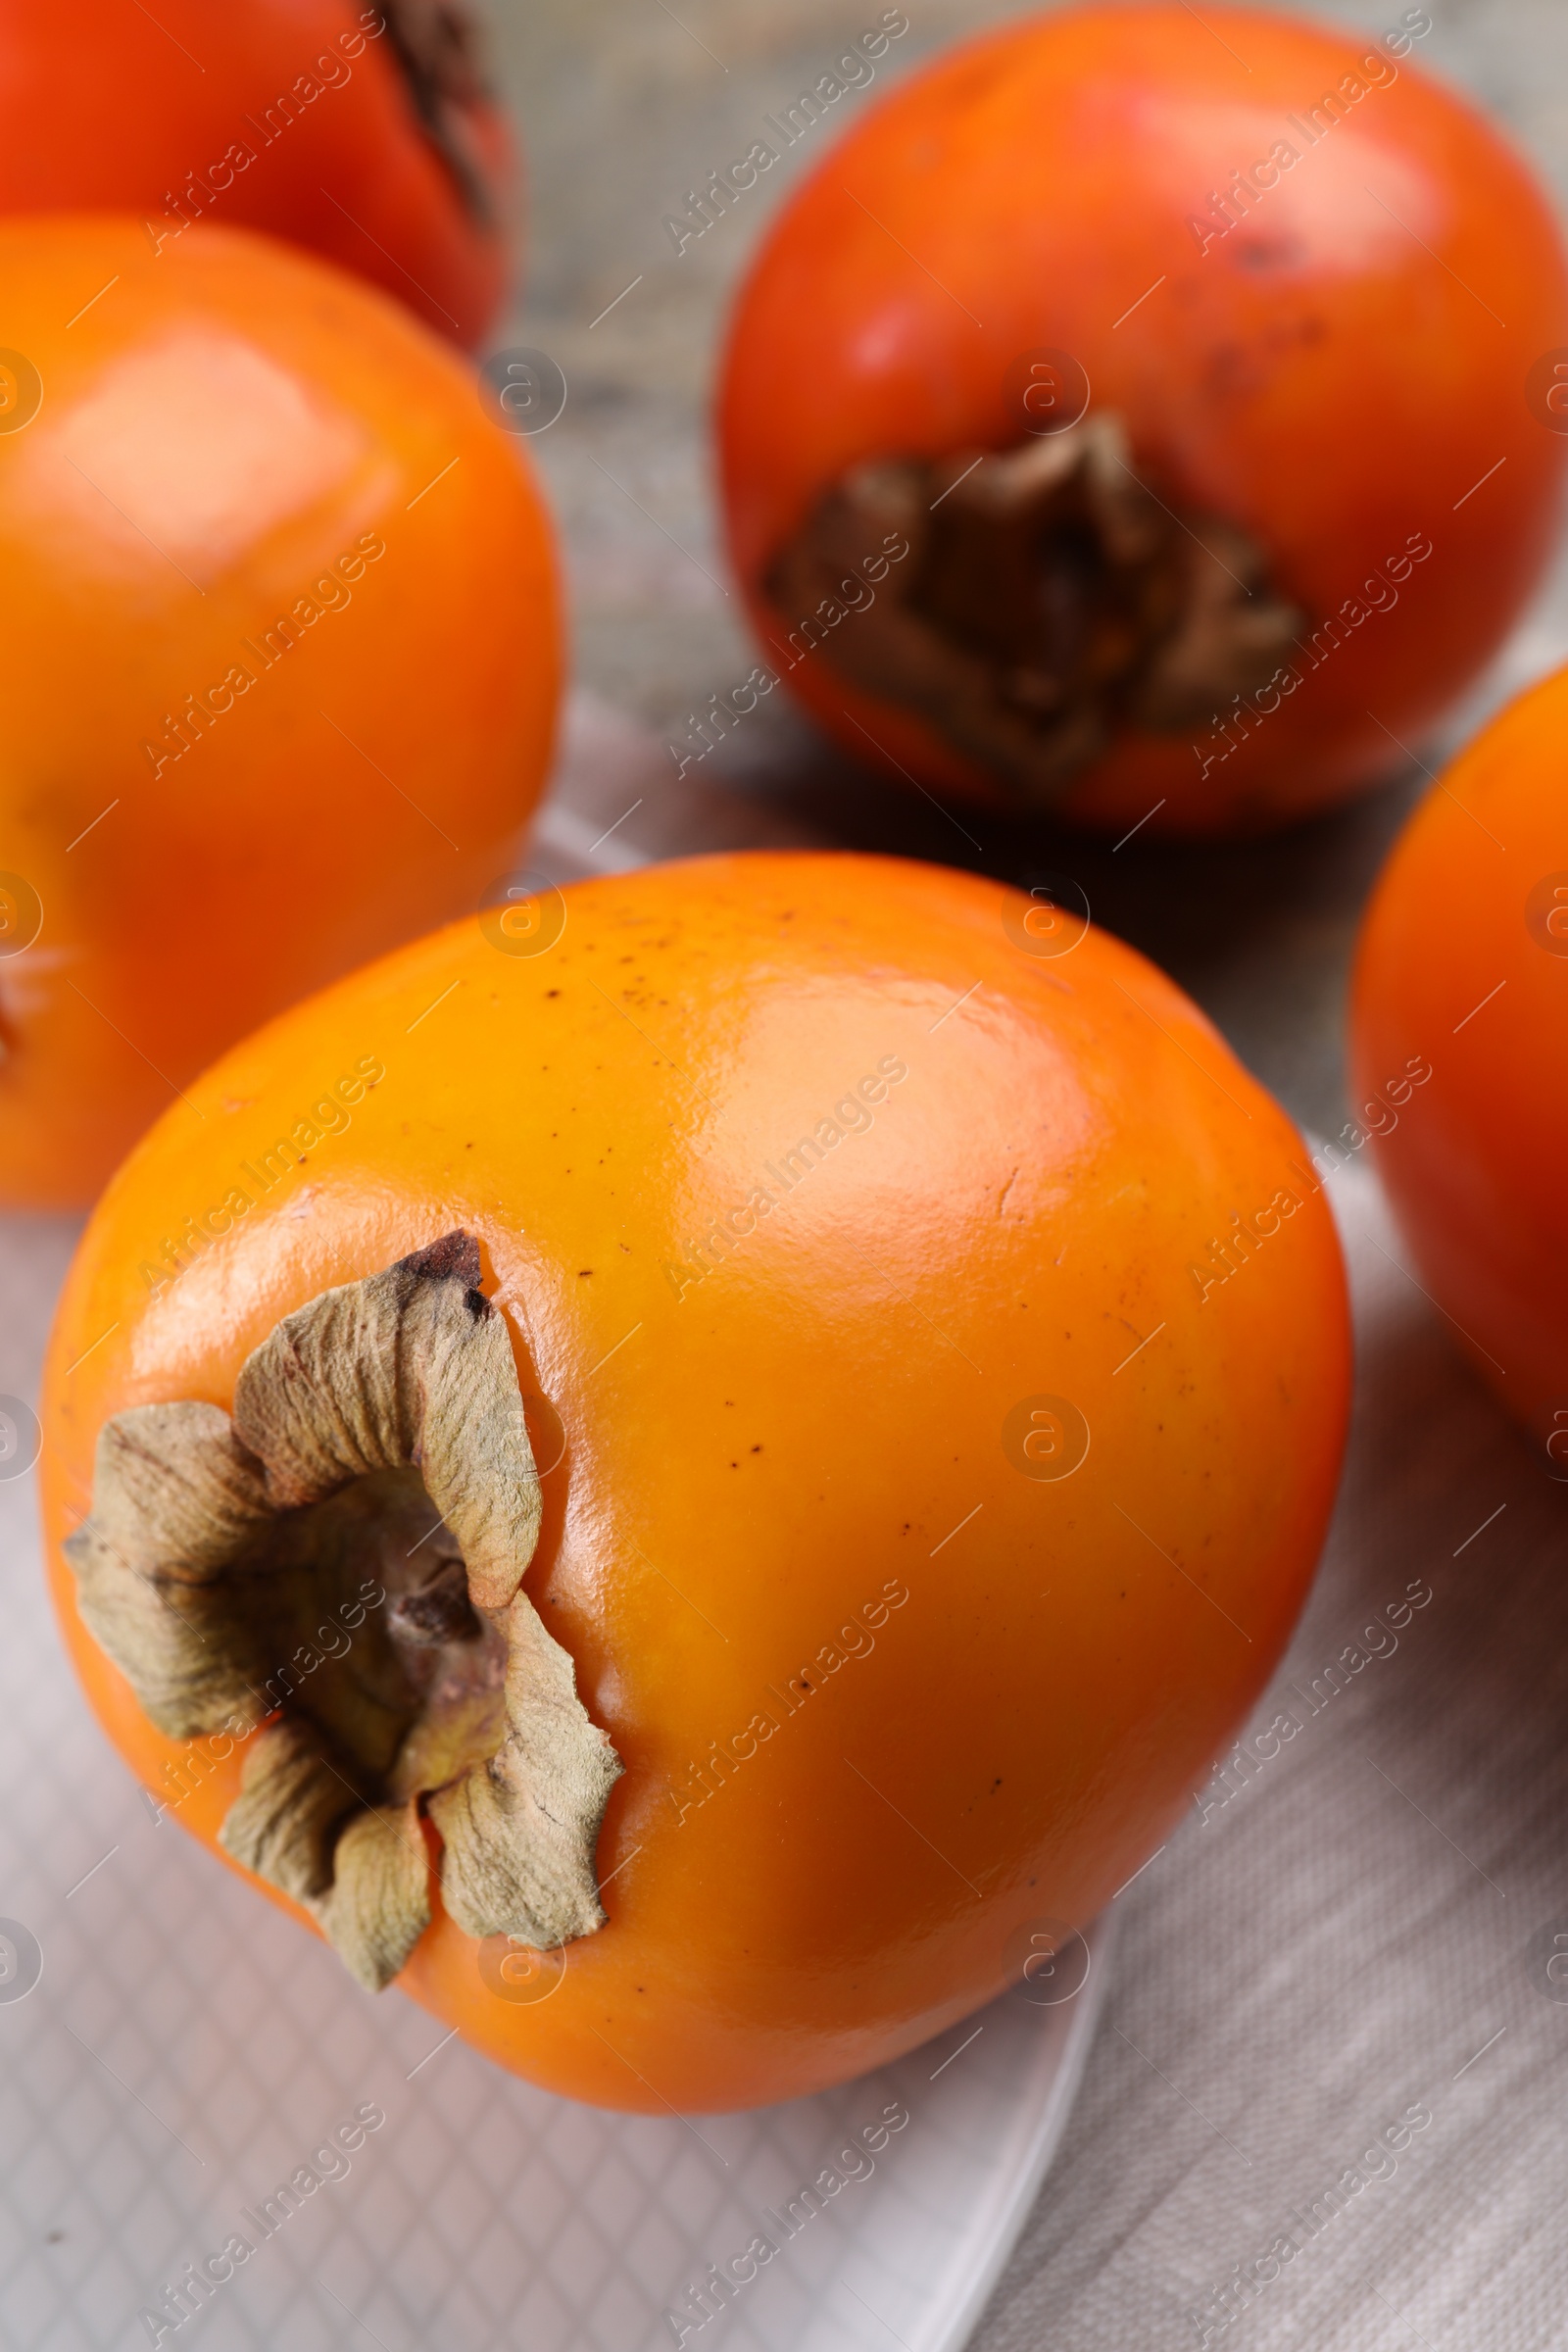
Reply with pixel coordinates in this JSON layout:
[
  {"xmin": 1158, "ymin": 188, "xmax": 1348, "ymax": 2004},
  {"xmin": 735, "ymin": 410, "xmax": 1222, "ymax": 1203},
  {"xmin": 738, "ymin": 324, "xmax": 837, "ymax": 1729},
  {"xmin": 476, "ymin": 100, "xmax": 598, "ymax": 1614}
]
[
  {"xmin": 42, "ymin": 852, "xmax": 1350, "ymax": 2111},
  {"xmin": 1351, "ymin": 664, "xmax": 1568, "ymax": 1457},
  {"xmin": 718, "ymin": 3, "xmax": 1568, "ymax": 834},
  {"xmin": 0, "ymin": 0, "xmax": 516, "ymax": 346},
  {"xmin": 0, "ymin": 215, "xmax": 561, "ymax": 1207}
]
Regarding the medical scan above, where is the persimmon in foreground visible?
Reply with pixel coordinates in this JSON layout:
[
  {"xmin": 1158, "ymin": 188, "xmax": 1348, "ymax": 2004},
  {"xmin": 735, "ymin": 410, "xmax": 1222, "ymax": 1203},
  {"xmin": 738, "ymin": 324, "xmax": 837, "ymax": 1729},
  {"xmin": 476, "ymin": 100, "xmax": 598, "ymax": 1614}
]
[
  {"xmin": 1351, "ymin": 667, "xmax": 1568, "ymax": 1458},
  {"xmin": 718, "ymin": 2, "xmax": 1568, "ymax": 835},
  {"xmin": 43, "ymin": 854, "xmax": 1349, "ymax": 2112},
  {"xmin": 0, "ymin": 216, "xmax": 560, "ymax": 1208}
]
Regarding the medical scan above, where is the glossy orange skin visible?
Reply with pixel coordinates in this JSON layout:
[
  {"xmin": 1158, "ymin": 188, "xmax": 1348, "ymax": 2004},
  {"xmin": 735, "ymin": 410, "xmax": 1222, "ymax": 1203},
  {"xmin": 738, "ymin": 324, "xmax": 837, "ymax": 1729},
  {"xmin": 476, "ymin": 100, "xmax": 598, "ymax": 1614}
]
[
  {"xmin": 1351, "ymin": 666, "xmax": 1568, "ymax": 1455},
  {"xmin": 718, "ymin": 2, "xmax": 1568, "ymax": 837},
  {"xmin": 0, "ymin": 0, "xmax": 515, "ymax": 348},
  {"xmin": 41, "ymin": 853, "xmax": 1349, "ymax": 2113},
  {"xmin": 0, "ymin": 216, "xmax": 561, "ymax": 1209}
]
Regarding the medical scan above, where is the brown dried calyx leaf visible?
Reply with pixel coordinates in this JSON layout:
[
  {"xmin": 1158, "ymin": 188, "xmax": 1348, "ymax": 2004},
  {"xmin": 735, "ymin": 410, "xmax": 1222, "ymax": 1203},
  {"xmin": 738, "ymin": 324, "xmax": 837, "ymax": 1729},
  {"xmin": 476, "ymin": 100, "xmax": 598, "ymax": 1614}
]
[
  {"xmin": 765, "ymin": 416, "xmax": 1302, "ymax": 807},
  {"xmin": 64, "ymin": 1234, "xmax": 622, "ymax": 1993},
  {"xmin": 379, "ymin": 0, "xmax": 500, "ymax": 226}
]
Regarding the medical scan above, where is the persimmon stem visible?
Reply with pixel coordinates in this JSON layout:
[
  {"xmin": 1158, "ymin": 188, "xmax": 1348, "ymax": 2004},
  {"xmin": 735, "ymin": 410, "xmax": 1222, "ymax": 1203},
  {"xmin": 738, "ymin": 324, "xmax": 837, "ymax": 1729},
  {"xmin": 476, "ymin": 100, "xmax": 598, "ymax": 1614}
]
[
  {"xmin": 766, "ymin": 416, "xmax": 1301, "ymax": 804},
  {"xmin": 64, "ymin": 1234, "xmax": 621, "ymax": 1991},
  {"xmin": 379, "ymin": 0, "xmax": 501, "ymax": 227}
]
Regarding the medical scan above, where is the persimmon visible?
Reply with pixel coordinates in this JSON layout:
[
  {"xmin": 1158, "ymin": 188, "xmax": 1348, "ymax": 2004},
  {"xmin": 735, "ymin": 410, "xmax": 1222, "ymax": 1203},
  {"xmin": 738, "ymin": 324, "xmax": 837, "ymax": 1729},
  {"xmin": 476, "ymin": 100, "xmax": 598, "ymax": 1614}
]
[
  {"xmin": 1350, "ymin": 666, "xmax": 1568, "ymax": 1458},
  {"xmin": 42, "ymin": 852, "xmax": 1350, "ymax": 2113},
  {"xmin": 0, "ymin": 2, "xmax": 514, "ymax": 348},
  {"xmin": 717, "ymin": 2, "xmax": 1568, "ymax": 837},
  {"xmin": 0, "ymin": 215, "xmax": 560, "ymax": 1210}
]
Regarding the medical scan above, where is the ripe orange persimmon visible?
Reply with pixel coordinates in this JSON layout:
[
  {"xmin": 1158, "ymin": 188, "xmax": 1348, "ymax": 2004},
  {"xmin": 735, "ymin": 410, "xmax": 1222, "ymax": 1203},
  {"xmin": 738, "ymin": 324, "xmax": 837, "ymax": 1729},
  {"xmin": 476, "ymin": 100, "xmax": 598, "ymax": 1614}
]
[
  {"xmin": 718, "ymin": 2, "xmax": 1568, "ymax": 837},
  {"xmin": 0, "ymin": 216, "xmax": 560, "ymax": 1209},
  {"xmin": 0, "ymin": 1, "xmax": 515, "ymax": 347},
  {"xmin": 42, "ymin": 853, "xmax": 1349, "ymax": 2114},
  {"xmin": 1351, "ymin": 666, "xmax": 1568, "ymax": 1459}
]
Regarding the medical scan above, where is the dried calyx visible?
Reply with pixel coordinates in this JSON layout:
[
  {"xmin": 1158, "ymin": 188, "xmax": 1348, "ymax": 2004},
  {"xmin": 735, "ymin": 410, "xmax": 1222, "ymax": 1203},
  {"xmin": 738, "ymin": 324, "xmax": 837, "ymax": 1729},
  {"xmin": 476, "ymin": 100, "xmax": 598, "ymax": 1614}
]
[
  {"xmin": 65, "ymin": 1234, "xmax": 621, "ymax": 1992},
  {"xmin": 379, "ymin": 0, "xmax": 500, "ymax": 225},
  {"xmin": 766, "ymin": 416, "xmax": 1301, "ymax": 805}
]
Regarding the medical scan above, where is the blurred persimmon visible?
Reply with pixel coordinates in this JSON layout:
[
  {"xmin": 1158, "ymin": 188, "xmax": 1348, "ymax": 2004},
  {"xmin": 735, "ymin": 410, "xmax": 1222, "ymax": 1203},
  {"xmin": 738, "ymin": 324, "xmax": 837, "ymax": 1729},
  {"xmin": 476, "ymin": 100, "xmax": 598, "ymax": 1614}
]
[
  {"xmin": 0, "ymin": 216, "xmax": 561, "ymax": 1208},
  {"xmin": 1351, "ymin": 666, "xmax": 1568, "ymax": 1460},
  {"xmin": 43, "ymin": 852, "xmax": 1349, "ymax": 2112},
  {"xmin": 718, "ymin": 2, "xmax": 1568, "ymax": 837},
  {"xmin": 0, "ymin": 1, "xmax": 515, "ymax": 348}
]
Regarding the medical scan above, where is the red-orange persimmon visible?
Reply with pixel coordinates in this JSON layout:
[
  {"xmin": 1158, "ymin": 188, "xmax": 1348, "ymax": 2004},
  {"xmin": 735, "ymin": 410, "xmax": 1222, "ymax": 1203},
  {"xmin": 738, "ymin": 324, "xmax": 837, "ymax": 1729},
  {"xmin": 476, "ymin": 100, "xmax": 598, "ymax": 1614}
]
[
  {"xmin": 0, "ymin": 1, "xmax": 515, "ymax": 347},
  {"xmin": 718, "ymin": 3, "xmax": 1568, "ymax": 836}
]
